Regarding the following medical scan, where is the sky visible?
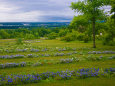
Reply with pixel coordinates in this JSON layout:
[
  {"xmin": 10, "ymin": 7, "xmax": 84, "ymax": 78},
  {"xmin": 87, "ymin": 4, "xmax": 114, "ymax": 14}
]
[{"xmin": 0, "ymin": 0, "xmax": 111, "ymax": 22}]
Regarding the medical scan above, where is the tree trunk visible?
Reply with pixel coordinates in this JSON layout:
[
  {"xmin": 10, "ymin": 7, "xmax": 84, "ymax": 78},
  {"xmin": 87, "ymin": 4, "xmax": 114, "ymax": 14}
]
[{"xmin": 92, "ymin": 17, "xmax": 96, "ymax": 48}]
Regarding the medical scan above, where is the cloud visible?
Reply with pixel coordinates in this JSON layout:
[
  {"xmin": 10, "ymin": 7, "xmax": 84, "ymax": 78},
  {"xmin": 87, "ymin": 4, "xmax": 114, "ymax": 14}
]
[
  {"xmin": 40, "ymin": 16, "xmax": 72, "ymax": 22},
  {"xmin": 0, "ymin": 0, "xmax": 78, "ymax": 22},
  {"xmin": 0, "ymin": 2, "xmax": 19, "ymax": 13},
  {"xmin": 0, "ymin": 11, "xmax": 43, "ymax": 22},
  {"xmin": 0, "ymin": 1, "xmax": 43, "ymax": 22},
  {"xmin": 0, "ymin": 0, "xmax": 111, "ymax": 22}
]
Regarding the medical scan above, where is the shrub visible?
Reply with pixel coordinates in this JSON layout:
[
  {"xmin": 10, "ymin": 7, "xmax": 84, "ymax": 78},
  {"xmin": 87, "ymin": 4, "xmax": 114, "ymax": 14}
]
[
  {"xmin": 48, "ymin": 32, "xmax": 58, "ymax": 39},
  {"xmin": 27, "ymin": 54, "xmax": 34, "ymax": 58},
  {"xmin": 0, "ymin": 35, "xmax": 2, "ymax": 39},
  {"xmin": 25, "ymin": 34, "xmax": 35, "ymax": 39},
  {"xmin": 108, "ymin": 41, "xmax": 115, "ymax": 46},
  {"xmin": 59, "ymin": 29, "xmax": 69, "ymax": 37},
  {"xmin": 83, "ymin": 35, "xmax": 89, "ymax": 43},
  {"xmin": 86, "ymin": 55, "xmax": 103, "ymax": 61},
  {"xmin": 60, "ymin": 30, "xmax": 89, "ymax": 42},
  {"xmin": 61, "ymin": 34, "xmax": 74, "ymax": 42},
  {"xmin": 77, "ymin": 33, "xmax": 85, "ymax": 41},
  {"xmin": 95, "ymin": 35, "xmax": 103, "ymax": 40},
  {"xmin": 61, "ymin": 30, "xmax": 78, "ymax": 42},
  {"xmin": 102, "ymin": 34, "xmax": 115, "ymax": 46},
  {"xmin": 16, "ymin": 38, "xmax": 23, "ymax": 45},
  {"xmin": 33, "ymin": 62, "xmax": 42, "ymax": 66}
]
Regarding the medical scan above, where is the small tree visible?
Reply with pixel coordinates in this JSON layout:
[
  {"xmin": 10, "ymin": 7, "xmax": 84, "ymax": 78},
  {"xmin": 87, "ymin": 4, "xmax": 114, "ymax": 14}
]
[
  {"xmin": 16, "ymin": 38, "xmax": 23, "ymax": 45},
  {"xmin": 70, "ymin": 0, "xmax": 110, "ymax": 48}
]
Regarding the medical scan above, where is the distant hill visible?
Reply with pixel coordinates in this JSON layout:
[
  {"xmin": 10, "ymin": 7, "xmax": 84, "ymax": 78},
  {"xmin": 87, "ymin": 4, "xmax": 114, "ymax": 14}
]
[{"xmin": 0, "ymin": 22, "xmax": 70, "ymax": 29}]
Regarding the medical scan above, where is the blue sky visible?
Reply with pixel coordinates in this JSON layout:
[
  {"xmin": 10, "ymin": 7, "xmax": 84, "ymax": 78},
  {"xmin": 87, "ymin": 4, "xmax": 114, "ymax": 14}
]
[{"xmin": 0, "ymin": 0, "xmax": 111, "ymax": 22}]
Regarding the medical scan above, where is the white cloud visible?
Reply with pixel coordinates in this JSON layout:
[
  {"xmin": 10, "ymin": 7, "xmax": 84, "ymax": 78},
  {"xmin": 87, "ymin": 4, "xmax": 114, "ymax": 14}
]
[
  {"xmin": 0, "ymin": 0, "xmax": 76, "ymax": 22},
  {"xmin": 0, "ymin": 0, "xmax": 111, "ymax": 22},
  {"xmin": 42, "ymin": 9, "xmax": 76, "ymax": 17},
  {"xmin": 0, "ymin": 1, "xmax": 43, "ymax": 22},
  {"xmin": 0, "ymin": 11, "xmax": 43, "ymax": 22},
  {"xmin": 0, "ymin": 2, "xmax": 19, "ymax": 13}
]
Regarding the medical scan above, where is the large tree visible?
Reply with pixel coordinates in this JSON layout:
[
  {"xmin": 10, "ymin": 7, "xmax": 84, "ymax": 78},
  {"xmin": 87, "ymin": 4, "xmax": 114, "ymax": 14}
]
[
  {"xmin": 70, "ymin": 0, "xmax": 110, "ymax": 48},
  {"xmin": 110, "ymin": 0, "xmax": 115, "ymax": 23}
]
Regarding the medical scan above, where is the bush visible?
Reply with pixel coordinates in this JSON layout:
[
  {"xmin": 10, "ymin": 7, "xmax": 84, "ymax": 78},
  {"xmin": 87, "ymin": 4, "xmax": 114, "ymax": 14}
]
[
  {"xmin": 48, "ymin": 32, "xmax": 58, "ymax": 39},
  {"xmin": 16, "ymin": 38, "xmax": 23, "ymax": 45},
  {"xmin": 61, "ymin": 34, "xmax": 74, "ymax": 42},
  {"xmin": 61, "ymin": 30, "xmax": 90, "ymax": 42},
  {"xmin": 83, "ymin": 36, "xmax": 89, "ymax": 43},
  {"xmin": 25, "ymin": 34, "xmax": 35, "ymax": 39},
  {"xmin": 0, "ymin": 35, "xmax": 2, "ymax": 39},
  {"xmin": 102, "ymin": 34, "xmax": 115, "ymax": 46},
  {"xmin": 108, "ymin": 41, "xmax": 115, "ymax": 46},
  {"xmin": 59, "ymin": 29, "xmax": 69, "ymax": 37},
  {"xmin": 61, "ymin": 30, "xmax": 78, "ymax": 42},
  {"xmin": 96, "ymin": 35, "xmax": 103, "ymax": 40},
  {"xmin": 77, "ymin": 33, "xmax": 85, "ymax": 41},
  {"xmin": 27, "ymin": 54, "xmax": 34, "ymax": 58}
]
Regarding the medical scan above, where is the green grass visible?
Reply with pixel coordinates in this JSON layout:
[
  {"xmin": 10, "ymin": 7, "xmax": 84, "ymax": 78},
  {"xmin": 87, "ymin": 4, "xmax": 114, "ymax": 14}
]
[
  {"xmin": 21, "ymin": 77, "xmax": 115, "ymax": 86},
  {"xmin": 0, "ymin": 60, "xmax": 115, "ymax": 75},
  {"xmin": 0, "ymin": 39, "xmax": 115, "ymax": 86}
]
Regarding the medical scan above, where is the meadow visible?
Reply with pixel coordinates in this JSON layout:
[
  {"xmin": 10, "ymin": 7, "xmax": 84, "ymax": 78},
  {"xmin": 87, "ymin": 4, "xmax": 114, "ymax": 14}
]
[{"xmin": 0, "ymin": 39, "xmax": 115, "ymax": 86}]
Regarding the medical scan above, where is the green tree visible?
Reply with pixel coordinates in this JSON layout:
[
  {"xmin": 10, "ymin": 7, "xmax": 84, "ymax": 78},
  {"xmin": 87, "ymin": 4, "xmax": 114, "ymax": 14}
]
[
  {"xmin": 106, "ymin": 17, "xmax": 115, "ymax": 41},
  {"xmin": 70, "ymin": 15, "xmax": 89, "ymax": 33},
  {"xmin": 48, "ymin": 32, "xmax": 58, "ymax": 39},
  {"xmin": 37, "ymin": 28, "xmax": 51, "ymax": 37},
  {"xmin": 59, "ymin": 29, "xmax": 69, "ymax": 37},
  {"xmin": 25, "ymin": 34, "xmax": 35, "ymax": 39},
  {"xmin": 70, "ymin": 0, "xmax": 110, "ymax": 48},
  {"xmin": 0, "ymin": 30, "xmax": 10, "ymax": 39},
  {"xmin": 110, "ymin": 0, "xmax": 115, "ymax": 20}
]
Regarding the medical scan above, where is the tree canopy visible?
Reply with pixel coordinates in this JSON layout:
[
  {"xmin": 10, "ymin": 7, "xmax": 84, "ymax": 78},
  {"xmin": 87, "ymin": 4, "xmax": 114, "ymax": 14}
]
[
  {"xmin": 70, "ymin": 0, "xmax": 110, "ymax": 48},
  {"xmin": 70, "ymin": 15, "xmax": 89, "ymax": 33},
  {"xmin": 110, "ymin": 0, "xmax": 115, "ymax": 20}
]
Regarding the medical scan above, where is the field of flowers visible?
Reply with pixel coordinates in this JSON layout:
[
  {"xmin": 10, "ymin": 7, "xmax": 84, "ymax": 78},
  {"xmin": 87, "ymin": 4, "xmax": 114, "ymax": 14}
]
[{"xmin": 0, "ymin": 39, "xmax": 115, "ymax": 86}]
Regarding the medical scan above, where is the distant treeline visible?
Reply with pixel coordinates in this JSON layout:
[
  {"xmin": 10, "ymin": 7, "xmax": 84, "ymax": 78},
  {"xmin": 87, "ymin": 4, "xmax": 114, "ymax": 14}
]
[{"xmin": 0, "ymin": 22, "xmax": 70, "ymax": 29}]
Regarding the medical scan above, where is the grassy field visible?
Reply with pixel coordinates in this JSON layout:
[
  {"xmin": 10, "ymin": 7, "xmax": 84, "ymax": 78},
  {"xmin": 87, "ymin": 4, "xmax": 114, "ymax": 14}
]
[{"xmin": 0, "ymin": 39, "xmax": 115, "ymax": 86}]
